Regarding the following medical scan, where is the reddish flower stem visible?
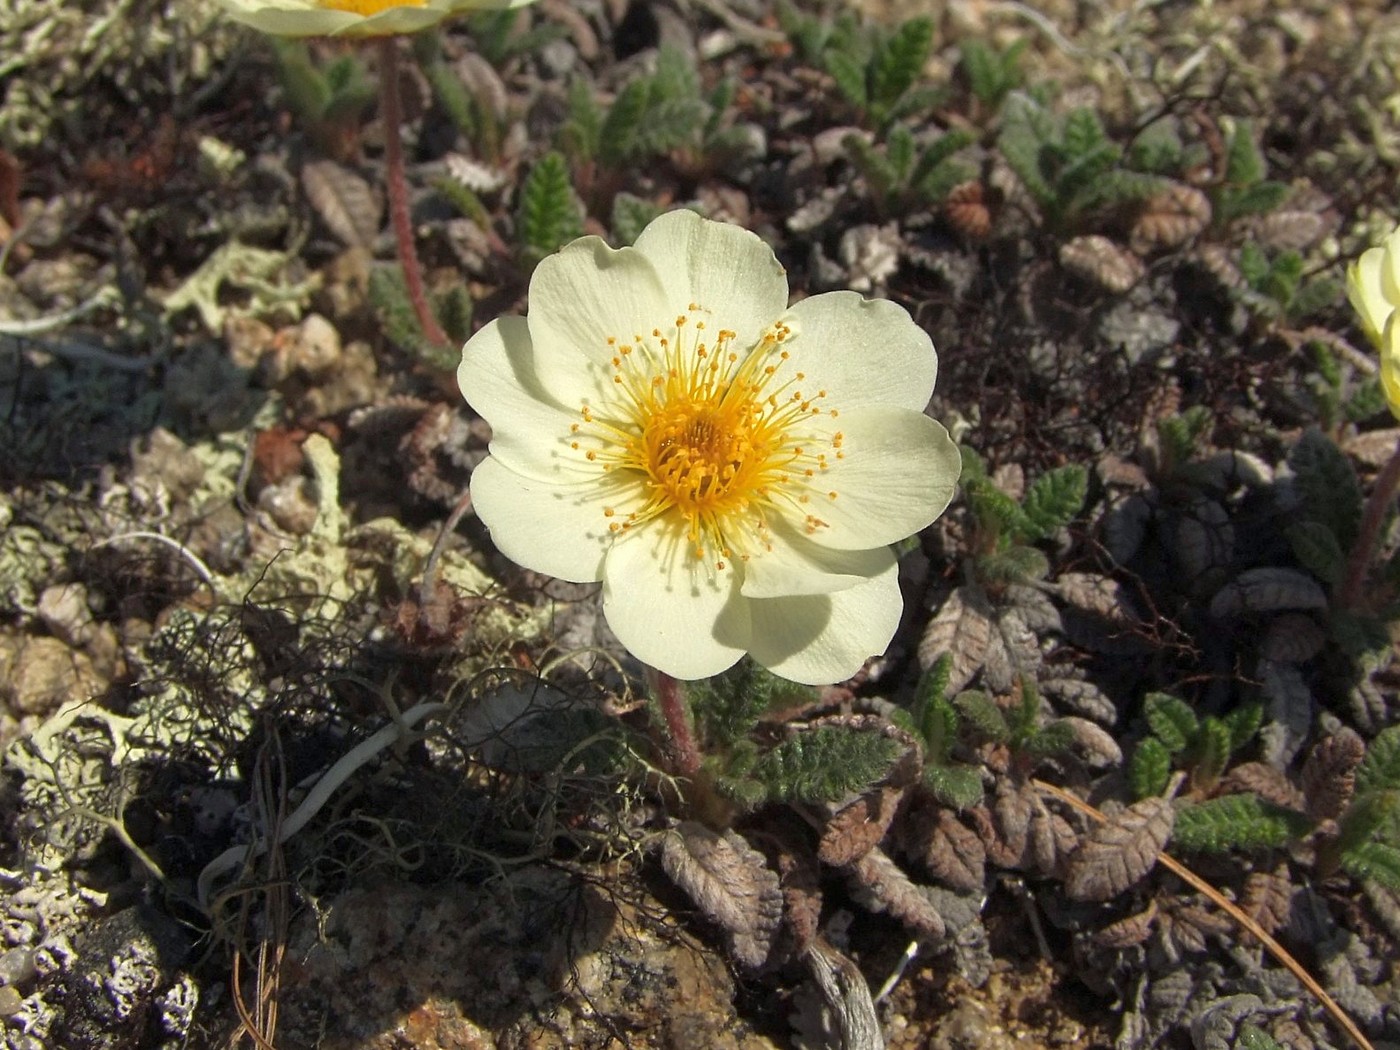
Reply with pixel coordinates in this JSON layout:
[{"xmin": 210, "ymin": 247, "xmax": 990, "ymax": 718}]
[
  {"xmin": 377, "ymin": 36, "xmax": 450, "ymax": 349},
  {"xmin": 647, "ymin": 668, "xmax": 701, "ymax": 778},
  {"xmin": 1339, "ymin": 437, "xmax": 1400, "ymax": 611}
]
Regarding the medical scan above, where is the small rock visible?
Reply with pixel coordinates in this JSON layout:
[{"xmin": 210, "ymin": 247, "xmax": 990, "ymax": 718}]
[{"xmin": 0, "ymin": 635, "xmax": 103, "ymax": 716}]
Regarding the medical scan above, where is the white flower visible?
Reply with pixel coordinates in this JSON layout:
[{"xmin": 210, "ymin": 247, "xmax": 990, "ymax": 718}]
[
  {"xmin": 216, "ymin": 0, "xmax": 536, "ymax": 38},
  {"xmin": 1346, "ymin": 222, "xmax": 1400, "ymax": 419},
  {"xmin": 459, "ymin": 211, "xmax": 961, "ymax": 684}
]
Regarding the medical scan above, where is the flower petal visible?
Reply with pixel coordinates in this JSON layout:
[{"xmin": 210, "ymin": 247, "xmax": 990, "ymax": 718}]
[
  {"xmin": 748, "ymin": 556, "xmax": 903, "ymax": 684},
  {"xmin": 1383, "ymin": 314, "xmax": 1400, "ymax": 423},
  {"xmin": 526, "ymin": 236, "xmax": 674, "ymax": 400},
  {"xmin": 471, "ymin": 457, "xmax": 643, "ymax": 583},
  {"xmin": 793, "ymin": 406, "xmax": 961, "ymax": 550},
  {"xmin": 633, "ymin": 210, "xmax": 789, "ymax": 353},
  {"xmin": 216, "ymin": 0, "xmax": 366, "ymax": 35},
  {"xmin": 740, "ymin": 521, "xmax": 894, "ymax": 598},
  {"xmin": 332, "ymin": 5, "xmax": 452, "ymax": 34},
  {"xmin": 459, "ymin": 317, "xmax": 601, "ymax": 483},
  {"xmin": 602, "ymin": 520, "xmax": 751, "ymax": 680},
  {"xmin": 1381, "ymin": 227, "xmax": 1400, "ymax": 308},
  {"xmin": 783, "ymin": 291, "xmax": 938, "ymax": 412},
  {"xmin": 1349, "ymin": 249, "xmax": 1392, "ymax": 345}
]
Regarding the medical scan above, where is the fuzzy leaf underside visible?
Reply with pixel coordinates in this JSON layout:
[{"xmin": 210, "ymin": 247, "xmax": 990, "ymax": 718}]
[{"xmin": 1063, "ymin": 797, "xmax": 1174, "ymax": 901}]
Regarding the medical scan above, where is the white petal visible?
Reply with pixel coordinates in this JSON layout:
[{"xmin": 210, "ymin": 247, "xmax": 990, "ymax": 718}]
[
  {"xmin": 216, "ymin": 0, "xmax": 365, "ymax": 35},
  {"xmin": 633, "ymin": 210, "xmax": 790, "ymax": 353},
  {"xmin": 789, "ymin": 406, "xmax": 961, "ymax": 550},
  {"xmin": 1384, "ymin": 314, "xmax": 1400, "ymax": 422},
  {"xmin": 601, "ymin": 519, "xmax": 751, "ymax": 680},
  {"xmin": 459, "ymin": 317, "xmax": 599, "ymax": 483},
  {"xmin": 748, "ymin": 557, "xmax": 903, "ymax": 684},
  {"xmin": 1349, "ymin": 250, "xmax": 1392, "ymax": 344},
  {"xmin": 1381, "ymin": 227, "xmax": 1400, "ymax": 308},
  {"xmin": 471, "ymin": 457, "xmax": 642, "ymax": 583},
  {"xmin": 526, "ymin": 236, "xmax": 673, "ymax": 398},
  {"xmin": 740, "ymin": 521, "xmax": 894, "ymax": 598},
  {"xmin": 783, "ymin": 291, "xmax": 938, "ymax": 412}
]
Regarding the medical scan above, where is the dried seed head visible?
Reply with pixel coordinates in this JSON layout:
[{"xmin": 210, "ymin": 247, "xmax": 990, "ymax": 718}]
[
  {"xmin": 1059, "ymin": 235, "xmax": 1145, "ymax": 294},
  {"xmin": 1129, "ymin": 183, "xmax": 1212, "ymax": 254}
]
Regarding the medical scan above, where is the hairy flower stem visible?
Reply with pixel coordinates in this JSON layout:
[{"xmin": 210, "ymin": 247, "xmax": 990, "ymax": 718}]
[
  {"xmin": 378, "ymin": 37, "xmax": 450, "ymax": 349},
  {"xmin": 648, "ymin": 668, "xmax": 701, "ymax": 778},
  {"xmin": 1339, "ymin": 437, "xmax": 1400, "ymax": 611}
]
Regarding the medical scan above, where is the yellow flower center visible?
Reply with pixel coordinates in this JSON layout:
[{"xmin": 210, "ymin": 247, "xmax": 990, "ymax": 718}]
[
  {"xmin": 318, "ymin": 0, "xmax": 423, "ymax": 15},
  {"xmin": 570, "ymin": 306, "xmax": 844, "ymax": 569}
]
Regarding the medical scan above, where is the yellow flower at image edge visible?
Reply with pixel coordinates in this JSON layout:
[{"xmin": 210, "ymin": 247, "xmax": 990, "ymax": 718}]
[
  {"xmin": 1346, "ymin": 222, "xmax": 1400, "ymax": 419},
  {"xmin": 216, "ymin": 0, "xmax": 536, "ymax": 38},
  {"xmin": 460, "ymin": 211, "xmax": 962, "ymax": 684}
]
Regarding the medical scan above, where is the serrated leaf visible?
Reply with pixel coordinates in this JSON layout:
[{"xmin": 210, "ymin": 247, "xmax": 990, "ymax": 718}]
[
  {"xmin": 755, "ymin": 726, "xmax": 901, "ymax": 804},
  {"xmin": 1285, "ymin": 520, "xmax": 1345, "ymax": 586},
  {"xmin": 1221, "ymin": 700, "xmax": 1263, "ymax": 753},
  {"xmin": 1143, "ymin": 692, "xmax": 1198, "ymax": 753},
  {"xmin": 964, "ymin": 476, "xmax": 1031, "ymax": 536},
  {"xmin": 1191, "ymin": 716, "xmax": 1233, "ymax": 792},
  {"xmin": 1018, "ymin": 464, "xmax": 1087, "ymax": 540},
  {"xmin": 1130, "ymin": 737, "xmax": 1174, "ymax": 799},
  {"xmin": 660, "ymin": 821, "xmax": 782, "ymax": 969},
  {"xmin": 848, "ymin": 846, "xmax": 946, "ymax": 939},
  {"xmin": 610, "ymin": 193, "xmax": 664, "ymax": 246},
  {"xmin": 824, "ymin": 49, "xmax": 868, "ymax": 110},
  {"xmin": 1357, "ymin": 726, "xmax": 1400, "ymax": 795},
  {"xmin": 516, "ymin": 151, "xmax": 583, "ymax": 263},
  {"xmin": 1237, "ymin": 1023, "xmax": 1286, "ymax": 1050},
  {"xmin": 1220, "ymin": 180, "xmax": 1290, "ymax": 222},
  {"xmin": 1025, "ymin": 720, "xmax": 1077, "ymax": 758},
  {"xmin": 1224, "ymin": 120, "xmax": 1265, "ymax": 186},
  {"xmin": 918, "ymin": 585, "xmax": 993, "ymax": 694},
  {"xmin": 599, "ymin": 78, "xmax": 650, "ymax": 166},
  {"xmin": 1172, "ymin": 794, "xmax": 1310, "ymax": 852},
  {"xmin": 302, "ymin": 159, "xmax": 381, "ymax": 249},
  {"xmin": 1341, "ymin": 840, "xmax": 1400, "ymax": 890},
  {"xmin": 1288, "ymin": 428, "xmax": 1355, "ymax": 551},
  {"xmin": 869, "ymin": 17, "xmax": 933, "ymax": 122},
  {"xmin": 1062, "ymin": 106, "xmax": 1109, "ymax": 158},
  {"xmin": 1208, "ymin": 567, "xmax": 1329, "ymax": 619},
  {"xmin": 913, "ymin": 806, "xmax": 986, "ymax": 890},
  {"xmin": 977, "ymin": 543, "xmax": 1050, "ymax": 584},
  {"xmin": 1063, "ymin": 797, "xmax": 1174, "ymax": 901},
  {"xmin": 954, "ymin": 689, "xmax": 1008, "ymax": 741}
]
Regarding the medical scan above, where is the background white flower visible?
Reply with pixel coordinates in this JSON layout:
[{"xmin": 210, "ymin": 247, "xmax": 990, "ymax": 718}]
[
  {"xmin": 216, "ymin": 0, "xmax": 536, "ymax": 38},
  {"xmin": 460, "ymin": 210, "xmax": 961, "ymax": 684}
]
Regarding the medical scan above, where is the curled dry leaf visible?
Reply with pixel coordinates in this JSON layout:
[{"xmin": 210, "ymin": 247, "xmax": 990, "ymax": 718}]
[
  {"xmin": 1250, "ymin": 209, "xmax": 1332, "ymax": 252},
  {"xmin": 1063, "ymin": 797, "xmax": 1175, "ymax": 902},
  {"xmin": 1027, "ymin": 798, "xmax": 1079, "ymax": 877},
  {"xmin": 1209, "ymin": 567, "xmax": 1328, "ymax": 620},
  {"xmin": 1056, "ymin": 572, "xmax": 1154, "ymax": 656},
  {"xmin": 1041, "ymin": 677, "xmax": 1118, "ymax": 727},
  {"xmin": 1300, "ymin": 729, "xmax": 1365, "ymax": 822},
  {"xmin": 660, "ymin": 821, "xmax": 784, "ymax": 970},
  {"xmin": 1161, "ymin": 902, "xmax": 1232, "ymax": 955},
  {"xmin": 848, "ymin": 846, "xmax": 947, "ymax": 941},
  {"xmin": 918, "ymin": 584, "xmax": 993, "ymax": 694},
  {"xmin": 1130, "ymin": 183, "xmax": 1212, "ymax": 254},
  {"xmin": 302, "ymin": 159, "xmax": 382, "ymax": 250},
  {"xmin": 770, "ymin": 836, "xmax": 823, "ymax": 957},
  {"xmin": 1259, "ymin": 658, "xmax": 1316, "ymax": 767},
  {"xmin": 818, "ymin": 786, "xmax": 904, "ymax": 868},
  {"xmin": 1094, "ymin": 900, "xmax": 1159, "ymax": 949},
  {"xmin": 803, "ymin": 939, "xmax": 884, "ymax": 1050},
  {"xmin": 1058, "ymin": 234, "xmax": 1145, "ymax": 294},
  {"xmin": 1058, "ymin": 716, "xmax": 1124, "ymax": 769}
]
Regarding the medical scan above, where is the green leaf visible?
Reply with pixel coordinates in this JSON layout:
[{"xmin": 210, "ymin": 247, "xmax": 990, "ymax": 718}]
[
  {"xmin": 755, "ymin": 726, "xmax": 902, "ymax": 804},
  {"xmin": 1286, "ymin": 521, "xmax": 1346, "ymax": 586},
  {"xmin": 960, "ymin": 37, "xmax": 1025, "ymax": 109},
  {"xmin": 690, "ymin": 659, "xmax": 816, "ymax": 750},
  {"xmin": 885, "ymin": 123, "xmax": 916, "ymax": 184},
  {"xmin": 1223, "ymin": 120, "xmax": 1266, "ymax": 186},
  {"xmin": 1129, "ymin": 737, "xmax": 1173, "ymax": 800},
  {"xmin": 1344, "ymin": 377, "xmax": 1387, "ymax": 423},
  {"xmin": 1062, "ymin": 106, "xmax": 1109, "ymax": 158},
  {"xmin": 1236, "ymin": 1023, "xmax": 1286, "ymax": 1050},
  {"xmin": 1288, "ymin": 276, "xmax": 1341, "ymax": 321},
  {"xmin": 964, "ymin": 477, "xmax": 1031, "ymax": 536},
  {"xmin": 1238, "ymin": 241, "xmax": 1270, "ymax": 287},
  {"xmin": 869, "ymin": 17, "xmax": 934, "ymax": 123},
  {"xmin": 437, "ymin": 285, "xmax": 474, "ymax": 346},
  {"xmin": 599, "ymin": 78, "xmax": 650, "ymax": 166},
  {"xmin": 1172, "ymin": 794, "xmax": 1311, "ymax": 852},
  {"xmin": 922, "ymin": 763, "xmax": 984, "ymax": 808},
  {"xmin": 611, "ymin": 193, "xmax": 665, "ymax": 246},
  {"xmin": 910, "ymin": 128, "xmax": 974, "ymax": 186},
  {"xmin": 1018, "ymin": 465, "xmax": 1087, "ymax": 541},
  {"xmin": 1142, "ymin": 692, "xmax": 1198, "ymax": 753},
  {"xmin": 953, "ymin": 689, "xmax": 1008, "ymax": 742},
  {"xmin": 844, "ymin": 133, "xmax": 897, "ymax": 200},
  {"xmin": 1191, "ymin": 716, "xmax": 1233, "ymax": 791},
  {"xmin": 1026, "ymin": 720, "xmax": 1077, "ymax": 758},
  {"xmin": 824, "ymin": 49, "xmax": 868, "ymax": 110},
  {"xmin": 1127, "ymin": 119, "xmax": 1185, "ymax": 174},
  {"xmin": 559, "ymin": 76, "xmax": 603, "ymax": 164},
  {"xmin": 1156, "ymin": 405, "xmax": 1212, "ymax": 472},
  {"xmin": 1357, "ymin": 726, "xmax": 1400, "ymax": 794},
  {"xmin": 1340, "ymin": 839, "xmax": 1400, "ymax": 890},
  {"xmin": 1288, "ymin": 428, "xmax": 1363, "ymax": 549},
  {"xmin": 998, "ymin": 93, "xmax": 1055, "ymax": 206},
  {"xmin": 516, "ymin": 151, "xmax": 583, "ymax": 263},
  {"xmin": 976, "ymin": 544, "xmax": 1050, "ymax": 584},
  {"xmin": 1008, "ymin": 677, "xmax": 1042, "ymax": 749},
  {"xmin": 1221, "ymin": 701, "xmax": 1263, "ymax": 753}
]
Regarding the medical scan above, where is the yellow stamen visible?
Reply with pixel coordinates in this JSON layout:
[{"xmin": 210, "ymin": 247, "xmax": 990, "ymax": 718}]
[{"xmin": 318, "ymin": 0, "xmax": 424, "ymax": 15}]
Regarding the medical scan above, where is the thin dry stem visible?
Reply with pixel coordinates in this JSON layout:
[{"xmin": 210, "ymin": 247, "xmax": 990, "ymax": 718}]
[
  {"xmin": 1033, "ymin": 778, "xmax": 1375, "ymax": 1050},
  {"xmin": 1339, "ymin": 436, "xmax": 1400, "ymax": 611}
]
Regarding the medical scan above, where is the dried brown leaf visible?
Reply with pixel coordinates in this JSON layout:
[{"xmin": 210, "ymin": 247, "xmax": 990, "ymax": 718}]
[
  {"xmin": 1209, "ymin": 567, "xmax": 1328, "ymax": 619},
  {"xmin": 1260, "ymin": 613, "xmax": 1327, "ymax": 664},
  {"xmin": 1301, "ymin": 729, "xmax": 1365, "ymax": 822},
  {"xmin": 302, "ymin": 159, "xmax": 381, "ymax": 249},
  {"xmin": 1345, "ymin": 427, "xmax": 1400, "ymax": 468},
  {"xmin": 1026, "ymin": 800, "xmax": 1079, "ymax": 877},
  {"xmin": 818, "ymin": 786, "xmax": 904, "ymax": 868},
  {"xmin": 1161, "ymin": 902, "xmax": 1229, "ymax": 954},
  {"xmin": 660, "ymin": 821, "xmax": 783, "ymax": 969},
  {"xmin": 1059, "ymin": 234, "xmax": 1144, "ymax": 293},
  {"xmin": 1216, "ymin": 762, "xmax": 1305, "ymax": 811},
  {"xmin": 945, "ymin": 180, "xmax": 993, "ymax": 239},
  {"xmin": 1240, "ymin": 863, "xmax": 1293, "ymax": 941},
  {"xmin": 1056, "ymin": 572, "xmax": 1154, "ymax": 655},
  {"xmin": 1058, "ymin": 716, "xmax": 1124, "ymax": 768},
  {"xmin": 1063, "ymin": 798, "xmax": 1174, "ymax": 902},
  {"xmin": 772, "ymin": 839, "xmax": 823, "ymax": 956},
  {"xmin": 906, "ymin": 805, "xmax": 986, "ymax": 893},
  {"xmin": 919, "ymin": 585, "xmax": 993, "ymax": 693},
  {"xmin": 847, "ymin": 847, "xmax": 946, "ymax": 941},
  {"xmin": 1251, "ymin": 209, "xmax": 1330, "ymax": 252},
  {"xmin": 1130, "ymin": 183, "xmax": 1211, "ymax": 254},
  {"xmin": 1173, "ymin": 498, "xmax": 1234, "ymax": 580},
  {"xmin": 1094, "ymin": 900, "xmax": 1159, "ymax": 948}
]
